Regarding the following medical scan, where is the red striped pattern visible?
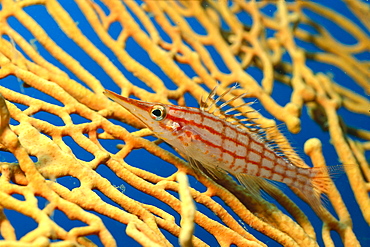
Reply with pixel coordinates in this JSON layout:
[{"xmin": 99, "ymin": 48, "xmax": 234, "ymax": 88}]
[
  {"xmin": 105, "ymin": 91, "xmax": 317, "ymax": 197},
  {"xmin": 105, "ymin": 89, "xmax": 323, "ymax": 209},
  {"xmin": 165, "ymin": 106, "xmax": 311, "ymax": 191}
]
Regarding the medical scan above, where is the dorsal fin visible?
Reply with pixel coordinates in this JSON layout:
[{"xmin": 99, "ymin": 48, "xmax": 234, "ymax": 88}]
[
  {"xmin": 200, "ymin": 85, "xmax": 255, "ymax": 122},
  {"xmin": 261, "ymin": 125, "xmax": 306, "ymax": 168},
  {"xmin": 200, "ymin": 85, "xmax": 306, "ymax": 168}
]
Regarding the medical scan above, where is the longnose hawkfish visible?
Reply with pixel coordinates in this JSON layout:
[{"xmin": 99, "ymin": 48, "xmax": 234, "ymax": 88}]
[{"xmin": 104, "ymin": 86, "xmax": 338, "ymax": 214}]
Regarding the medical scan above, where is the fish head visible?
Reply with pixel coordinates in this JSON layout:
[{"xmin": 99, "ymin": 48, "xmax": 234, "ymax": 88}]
[{"xmin": 104, "ymin": 90, "xmax": 185, "ymax": 142}]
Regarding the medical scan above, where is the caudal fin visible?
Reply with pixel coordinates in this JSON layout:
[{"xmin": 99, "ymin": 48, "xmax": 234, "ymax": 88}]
[
  {"xmin": 305, "ymin": 164, "xmax": 345, "ymax": 216},
  {"xmin": 311, "ymin": 165, "xmax": 345, "ymax": 195}
]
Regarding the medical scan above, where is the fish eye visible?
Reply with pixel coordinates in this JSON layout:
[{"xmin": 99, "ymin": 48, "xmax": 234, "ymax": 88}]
[{"xmin": 150, "ymin": 105, "xmax": 166, "ymax": 121}]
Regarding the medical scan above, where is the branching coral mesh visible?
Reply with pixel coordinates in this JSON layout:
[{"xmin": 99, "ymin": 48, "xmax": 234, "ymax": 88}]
[{"xmin": 0, "ymin": 0, "xmax": 369, "ymax": 246}]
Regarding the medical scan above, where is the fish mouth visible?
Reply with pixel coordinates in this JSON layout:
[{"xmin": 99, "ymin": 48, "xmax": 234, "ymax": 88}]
[
  {"xmin": 104, "ymin": 89, "xmax": 157, "ymax": 127},
  {"xmin": 104, "ymin": 90, "xmax": 154, "ymax": 113}
]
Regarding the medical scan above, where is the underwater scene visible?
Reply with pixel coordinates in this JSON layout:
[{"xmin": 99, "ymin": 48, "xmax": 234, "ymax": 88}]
[{"xmin": 0, "ymin": 0, "xmax": 369, "ymax": 246}]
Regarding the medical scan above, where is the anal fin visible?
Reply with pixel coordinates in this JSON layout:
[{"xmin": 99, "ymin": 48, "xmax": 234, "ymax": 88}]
[
  {"xmin": 187, "ymin": 156, "xmax": 227, "ymax": 181},
  {"xmin": 234, "ymin": 173, "xmax": 270, "ymax": 199}
]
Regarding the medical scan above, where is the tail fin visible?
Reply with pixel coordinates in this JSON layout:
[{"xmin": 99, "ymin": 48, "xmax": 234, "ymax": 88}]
[
  {"xmin": 310, "ymin": 164, "xmax": 345, "ymax": 195},
  {"xmin": 304, "ymin": 164, "xmax": 346, "ymax": 216}
]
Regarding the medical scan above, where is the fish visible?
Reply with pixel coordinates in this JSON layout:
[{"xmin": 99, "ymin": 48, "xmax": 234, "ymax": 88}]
[{"xmin": 104, "ymin": 86, "xmax": 338, "ymax": 214}]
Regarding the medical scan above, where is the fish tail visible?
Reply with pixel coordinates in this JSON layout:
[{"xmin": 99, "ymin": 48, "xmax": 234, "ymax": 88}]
[
  {"xmin": 303, "ymin": 165, "xmax": 345, "ymax": 214},
  {"xmin": 310, "ymin": 164, "xmax": 344, "ymax": 195}
]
